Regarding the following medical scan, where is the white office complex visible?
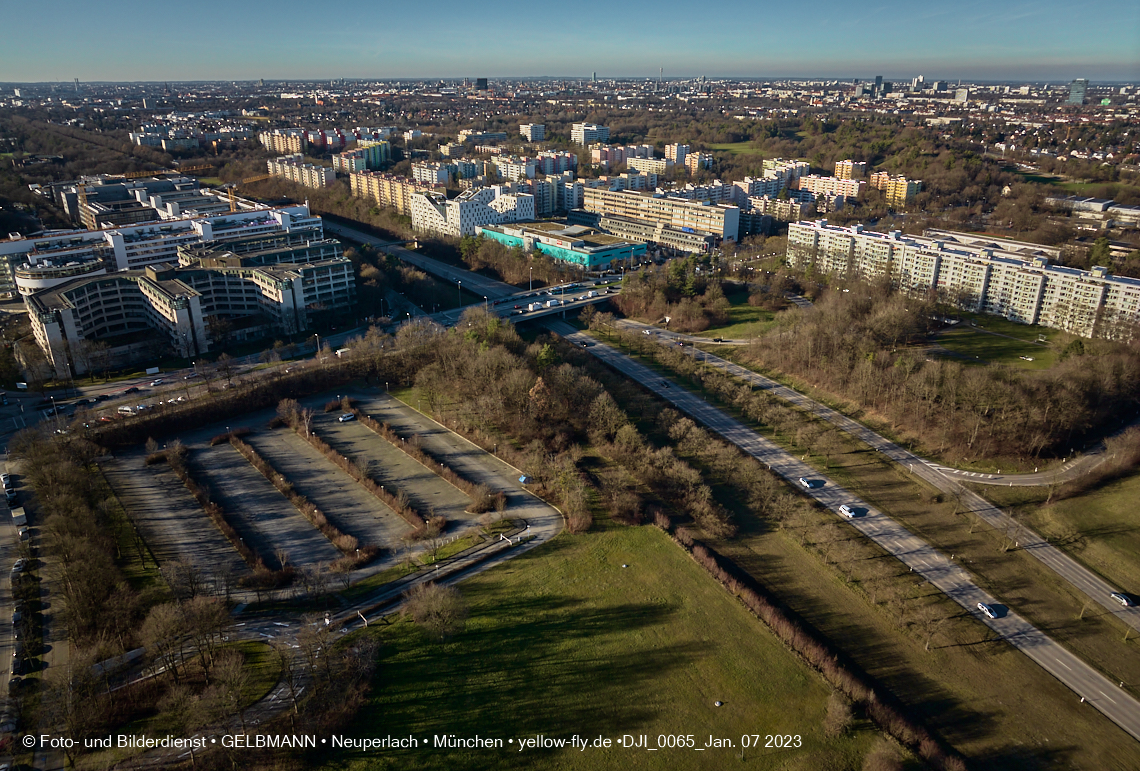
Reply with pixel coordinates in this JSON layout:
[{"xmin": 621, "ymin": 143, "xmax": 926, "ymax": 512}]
[
  {"xmin": 2, "ymin": 203, "xmax": 322, "ymax": 285},
  {"xmin": 22, "ymin": 210, "xmax": 352, "ymax": 378},
  {"xmin": 571, "ymin": 122, "xmax": 609, "ymax": 145},
  {"xmin": 519, "ymin": 124, "xmax": 545, "ymax": 142},
  {"xmin": 788, "ymin": 220, "xmax": 1140, "ymax": 338},
  {"xmin": 29, "ymin": 256, "xmax": 354, "ymax": 378},
  {"xmin": 410, "ymin": 186, "xmax": 535, "ymax": 238},
  {"xmin": 267, "ymin": 154, "xmax": 336, "ymax": 189}
]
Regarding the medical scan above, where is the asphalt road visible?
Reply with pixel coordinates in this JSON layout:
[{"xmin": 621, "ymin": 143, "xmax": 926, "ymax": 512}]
[
  {"xmin": 547, "ymin": 319, "xmax": 1140, "ymax": 743},
  {"xmin": 611, "ymin": 318, "xmax": 1140, "ymax": 634},
  {"xmin": 324, "ymin": 221, "xmax": 518, "ymax": 300}
]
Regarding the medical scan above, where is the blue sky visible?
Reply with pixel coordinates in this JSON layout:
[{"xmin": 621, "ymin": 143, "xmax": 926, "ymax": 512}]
[{"xmin": 2, "ymin": 0, "xmax": 1137, "ymax": 83}]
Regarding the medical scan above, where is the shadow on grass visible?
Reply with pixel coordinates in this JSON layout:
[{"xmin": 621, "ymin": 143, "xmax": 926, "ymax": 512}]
[{"xmin": 336, "ymin": 595, "xmax": 701, "ymax": 770}]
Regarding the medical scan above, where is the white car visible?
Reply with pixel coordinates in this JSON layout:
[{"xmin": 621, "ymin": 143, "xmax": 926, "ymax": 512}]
[
  {"xmin": 977, "ymin": 602, "xmax": 997, "ymax": 620},
  {"xmin": 150, "ymin": 378, "xmax": 164, "ymax": 387},
  {"xmin": 798, "ymin": 477, "xmax": 813, "ymax": 489},
  {"xmin": 838, "ymin": 505, "xmax": 854, "ymax": 518},
  {"xmin": 337, "ymin": 413, "xmax": 356, "ymax": 423},
  {"xmin": 1111, "ymin": 592, "xmax": 1132, "ymax": 607}
]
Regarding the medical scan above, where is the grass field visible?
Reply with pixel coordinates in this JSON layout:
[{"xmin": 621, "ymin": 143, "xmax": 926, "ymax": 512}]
[
  {"xmin": 693, "ymin": 290, "xmax": 778, "ymax": 340},
  {"xmin": 934, "ymin": 327, "xmax": 1056, "ymax": 369},
  {"xmin": 932, "ymin": 314, "xmax": 1058, "ymax": 369},
  {"xmin": 328, "ymin": 527, "xmax": 882, "ymax": 771},
  {"xmin": 708, "ymin": 142, "xmax": 765, "ymax": 156},
  {"xmin": 602, "ymin": 337, "xmax": 1140, "ymax": 768}
]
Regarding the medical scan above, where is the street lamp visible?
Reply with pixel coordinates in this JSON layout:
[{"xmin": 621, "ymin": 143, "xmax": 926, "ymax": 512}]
[
  {"xmin": 483, "ymin": 295, "xmax": 488, "ymax": 310},
  {"xmin": 529, "ymin": 266, "xmax": 533, "ymax": 292},
  {"xmin": 457, "ymin": 279, "xmax": 462, "ymax": 305}
]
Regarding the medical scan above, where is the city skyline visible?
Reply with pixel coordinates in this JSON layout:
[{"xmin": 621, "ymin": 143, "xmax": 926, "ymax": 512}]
[{"xmin": 1, "ymin": 0, "xmax": 1137, "ymax": 83}]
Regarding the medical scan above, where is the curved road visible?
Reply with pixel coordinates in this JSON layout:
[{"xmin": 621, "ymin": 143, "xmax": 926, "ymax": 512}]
[{"xmin": 547, "ymin": 319, "xmax": 1140, "ymax": 743}]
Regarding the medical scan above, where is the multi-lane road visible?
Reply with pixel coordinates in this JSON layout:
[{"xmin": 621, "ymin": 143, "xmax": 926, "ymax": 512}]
[
  {"xmin": 547, "ymin": 318, "xmax": 1140, "ymax": 743},
  {"xmin": 608, "ymin": 318, "xmax": 1140, "ymax": 634}
]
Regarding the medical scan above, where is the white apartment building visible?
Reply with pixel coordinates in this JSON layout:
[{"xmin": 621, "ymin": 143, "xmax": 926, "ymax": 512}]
[
  {"xmin": 571, "ymin": 122, "xmax": 609, "ymax": 145},
  {"xmin": 762, "ymin": 159, "xmax": 811, "ymax": 185},
  {"xmin": 259, "ymin": 129, "xmax": 307, "ymax": 154},
  {"xmin": 520, "ymin": 124, "xmax": 545, "ymax": 142},
  {"xmin": 412, "ymin": 161, "xmax": 453, "ymax": 185},
  {"xmin": 492, "ymin": 156, "xmax": 537, "ymax": 181},
  {"xmin": 266, "ymin": 154, "xmax": 336, "ymax": 189},
  {"xmin": 665, "ymin": 143, "xmax": 690, "ymax": 165},
  {"xmin": 410, "ymin": 186, "xmax": 535, "ymax": 238},
  {"xmin": 536, "ymin": 151, "xmax": 577, "ymax": 175},
  {"xmin": 627, "ymin": 157, "xmax": 671, "ymax": 175},
  {"xmin": 665, "ymin": 180, "xmax": 736, "ymax": 205},
  {"xmin": 788, "ymin": 220, "xmax": 1140, "ymax": 338},
  {"xmin": 732, "ymin": 176, "xmax": 785, "ymax": 204},
  {"xmin": 794, "ymin": 175, "xmax": 865, "ymax": 199}
]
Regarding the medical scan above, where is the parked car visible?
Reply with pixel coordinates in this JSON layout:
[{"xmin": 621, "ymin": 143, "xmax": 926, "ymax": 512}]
[
  {"xmin": 1111, "ymin": 592, "xmax": 1132, "ymax": 607},
  {"xmin": 150, "ymin": 378, "xmax": 164, "ymax": 387},
  {"xmin": 798, "ymin": 477, "xmax": 814, "ymax": 489},
  {"xmin": 338, "ymin": 413, "xmax": 356, "ymax": 423},
  {"xmin": 838, "ymin": 505, "xmax": 855, "ymax": 518},
  {"xmin": 123, "ymin": 387, "xmax": 140, "ymax": 394},
  {"xmin": 977, "ymin": 602, "xmax": 998, "ymax": 620}
]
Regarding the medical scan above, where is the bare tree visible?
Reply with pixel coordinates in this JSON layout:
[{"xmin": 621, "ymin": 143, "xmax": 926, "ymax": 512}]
[
  {"xmin": 140, "ymin": 602, "xmax": 188, "ymax": 684},
  {"xmin": 213, "ymin": 648, "xmax": 250, "ymax": 731},
  {"xmin": 404, "ymin": 581, "xmax": 469, "ymax": 641},
  {"xmin": 823, "ymin": 691, "xmax": 854, "ymax": 738}
]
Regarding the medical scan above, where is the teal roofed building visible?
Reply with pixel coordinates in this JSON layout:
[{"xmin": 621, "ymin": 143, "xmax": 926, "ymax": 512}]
[{"xmin": 476, "ymin": 222, "xmax": 646, "ymax": 269}]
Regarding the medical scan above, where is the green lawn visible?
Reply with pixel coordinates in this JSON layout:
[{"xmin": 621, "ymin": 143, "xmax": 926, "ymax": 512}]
[
  {"xmin": 932, "ymin": 313, "xmax": 1059, "ymax": 369},
  {"xmin": 328, "ymin": 526, "xmax": 879, "ymax": 771},
  {"xmin": 233, "ymin": 640, "xmax": 284, "ymax": 706},
  {"xmin": 695, "ymin": 291, "xmax": 778, "ymax": 340},
  {"xmin": 934, "ymin": 326, "xmax": 1056, "ymax": 369},
  {"xmin": 707, "ymin": 142, "xmax": 766, "ymax": 156}
]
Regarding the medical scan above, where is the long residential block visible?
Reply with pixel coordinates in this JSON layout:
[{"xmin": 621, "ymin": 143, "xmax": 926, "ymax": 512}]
[{"xmin": 788, "ymin": 220, "xmax": 1140, "ymax": 338}]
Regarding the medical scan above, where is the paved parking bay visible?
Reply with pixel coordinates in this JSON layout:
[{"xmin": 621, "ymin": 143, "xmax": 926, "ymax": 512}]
[
  {"xmin": 194, "ymin": 443, "xmax": 342, "ymax": 571},
  {"xmin": 246, "ymin": 429, "xmax": 413, "ymax": 551},
  {"xmin": 308, "ymin": 409, "xmax": 474, "ymax": 527},
  {"xmin": 102, "ymin": 452, "xmax": 249, "ymax": 578}
]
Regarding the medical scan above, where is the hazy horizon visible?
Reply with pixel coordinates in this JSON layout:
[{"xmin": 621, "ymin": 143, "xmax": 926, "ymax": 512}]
[{"xmin": 1, "ymin": 0, "xmax": 1137, "ymax": 84}]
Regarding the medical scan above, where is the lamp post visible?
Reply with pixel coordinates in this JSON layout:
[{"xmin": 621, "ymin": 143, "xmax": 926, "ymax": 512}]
[
  {"xmin": 483, "ymin": 295, "xmax": 488, "ymax": 310},
  {"xmin": 457, "ymin": 279, "xmax": 462, "ymax": 306},
  {"xmin": 529, "ymin": 266, "xmax": 533, "ymax": 292}
]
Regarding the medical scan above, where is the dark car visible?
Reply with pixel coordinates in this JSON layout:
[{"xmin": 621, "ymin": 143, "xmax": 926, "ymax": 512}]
[{"xmin": 124, "ymin": 387, "xmax": 140, "ymax": 394}]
